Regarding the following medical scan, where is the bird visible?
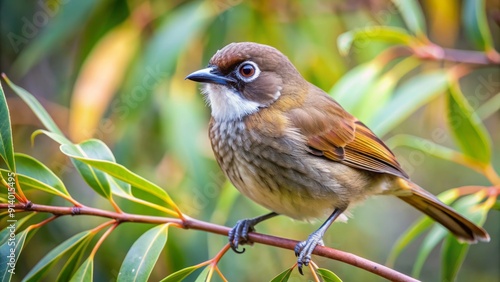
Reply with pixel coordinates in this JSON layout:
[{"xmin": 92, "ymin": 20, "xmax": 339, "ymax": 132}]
[{"xmin": 185, "ymin": 42, "xmax": 490, "ymax": 274}]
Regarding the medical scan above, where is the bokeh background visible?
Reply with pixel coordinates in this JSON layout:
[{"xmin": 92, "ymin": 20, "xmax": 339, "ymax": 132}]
[{"xmin": 1, "ymin": 0, "xmax": 499, "ymax": 281}]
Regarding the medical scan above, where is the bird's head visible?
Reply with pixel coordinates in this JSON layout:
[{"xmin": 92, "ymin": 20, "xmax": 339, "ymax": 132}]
[{"xmin": 186, "ymin": 42, "xmax": 305, "ymax": 122}]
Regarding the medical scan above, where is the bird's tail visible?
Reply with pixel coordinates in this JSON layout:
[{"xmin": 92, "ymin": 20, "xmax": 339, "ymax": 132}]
[{"xmin": 396, "ymin": 179, "xmax": 490, "ymax": 243}]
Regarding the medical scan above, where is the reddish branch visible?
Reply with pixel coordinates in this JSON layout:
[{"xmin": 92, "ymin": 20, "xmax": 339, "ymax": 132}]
[{"xmin": 2, "ymin": 202, "xmax": 419, "ymax": 282}]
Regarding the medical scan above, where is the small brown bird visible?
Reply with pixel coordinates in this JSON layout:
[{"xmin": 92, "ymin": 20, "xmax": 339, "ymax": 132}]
[{"xmin": 186, "ymin": 42, "xmax": 489, "ymax": 273}]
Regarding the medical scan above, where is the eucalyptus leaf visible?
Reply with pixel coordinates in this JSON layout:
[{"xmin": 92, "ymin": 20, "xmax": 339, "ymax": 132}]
[
  {"xmin": 447, "ymin": 81, "xmax": 491, "ymax": 164},
  {"xmin": 337, "ymin": 26, "xmax": 414, "ymax": 56},
  {"xmin": 0, "ymin": 81, "xmax": 15, "ymax": 172},
  {"xmin": 371, "ymin": 70, "xmax": 448, "ymax": 136},
  {"xmin": 117, "ymin": 224, "xmax": 169, "ymax": 282},
  {"xmin": 3, "ymin": 75, "xmax": 68, "ymax": 139},
  {"xmin": 316, "ymin": 268, "xmax": 343, "ymax": 282},
  {"xmin": 462, "ymin": 0, "xmax": 494, "ymax": 51},
  {"xmin": 0, "ymin": 229, "xmax": 29, "ymax": 282},
  {"xmin": 160, "ymin": 265, "xmax": 202, "ymax": 282},
  {"xmin": 69, "ymin": 258, "xmax": 93, "ymax": 282},
  {"xmin": 391, "ymin": 0, "xmax": 427, "ymax": 37},
  {"xmin": 14, "ymin": 153, "xmax": 70, "ymax": 197},
  {"xmin": 269, "ymin": 267, "xmax": 294, "ymax": 282},
  {"xmin": 23, "ymin": 230, "xmax": 92, "ymax": 282}
]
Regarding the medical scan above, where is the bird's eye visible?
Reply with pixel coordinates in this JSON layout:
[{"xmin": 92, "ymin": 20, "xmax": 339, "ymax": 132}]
[
  {"xmin": 239, "ymin": 64, "xmax": 255, "ymax": 77},
  {"xmin": 236, "ymin": 61, "xmax": 260, "ymax": 82}
]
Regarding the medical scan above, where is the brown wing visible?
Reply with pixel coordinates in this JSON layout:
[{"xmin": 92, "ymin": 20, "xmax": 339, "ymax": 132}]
[{"xmin": 287, "ymin": 88, "xmax": 409, "ymax": 179}]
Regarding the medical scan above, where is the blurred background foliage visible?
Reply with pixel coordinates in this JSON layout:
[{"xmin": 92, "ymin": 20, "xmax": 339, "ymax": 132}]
[{"xmin": 0, "ymin": 0, "xmax": 499, "ymax": 281}]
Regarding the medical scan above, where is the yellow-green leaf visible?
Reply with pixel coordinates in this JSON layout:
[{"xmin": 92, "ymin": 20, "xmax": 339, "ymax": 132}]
[
  {"xmin": 447, "ymin": 80, "xmax": 491, "ymax": 164},
  {"xmin": 0, "ymin": 81, "xmax": 15, "ymax": 172},
  {"xmin": 117, "ymin": 224, "xmax": 169, "ymax": 282}
]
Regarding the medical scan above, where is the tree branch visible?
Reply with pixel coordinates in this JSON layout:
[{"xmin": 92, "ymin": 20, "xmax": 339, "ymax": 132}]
[{"xmin": 2, "ymin": 202, "xmax": 419, "ymax": 282}]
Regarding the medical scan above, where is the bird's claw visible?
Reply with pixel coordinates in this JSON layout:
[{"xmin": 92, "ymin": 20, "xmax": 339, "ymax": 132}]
[
  {"xmin": 294, "ymin": 234, "xmax": 324, "ymax": 275},
  {"xmin": 228, "ymin": 219, "xmax": 256, "ymax": 254}
]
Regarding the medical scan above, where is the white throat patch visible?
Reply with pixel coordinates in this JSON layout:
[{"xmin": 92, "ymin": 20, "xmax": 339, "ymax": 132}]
[{"xmin": 203, "ymin": 84, "xmax": 261, "ymax": 121}]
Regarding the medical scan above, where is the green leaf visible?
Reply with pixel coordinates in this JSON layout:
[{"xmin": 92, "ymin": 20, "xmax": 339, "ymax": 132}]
[
  {"xmin": 337, "ymin": 26, "xmax": 414, "ymax": 56},
  {"xmin": 477, "ymin": 93, "xmax": 500, "ymax": 121},
  {"xmin": 194, "ymin": 266, "xmax": 211, "ymax": 282},
  {"xmin": 353, "ymin": 57, "xmax": 420, "ymax": 121},
  {"xmin": 59, "ymin": 142, "xmax": 174, "ymax": 207},
  {"xmin": 117, "ymin": 224, "xmax": 169, "ymax": 282},
  {"xmin": 0, "ymin": 81, "xmax": 15, "ymax": 172},
  {"xmin": 62, "ymin": 140, "xmax": 115, "ymax": 199},
  {"xmin": 14, "ymin": 153, "xmax": 70, "ymax": 197},
  {"xmin": 0, "ymin": 229, "xmax": 29, "ymax": 282},
  {"xmin": 329, "ymin": 62, "xmax": 383, "ymax": 112},
  {"xmin": 2, "ymin": 75, "xmax": 68, "ymax": 139},
  {"xmin": 23, "ymin": 230, "xmax": 92, "ymax": 282},
  {"xmin": 0, "ymin": 169, "xmax": 68, "ymax": 198},
  {"xmin": 447, "ymin": 81, "xmax": 491, "ymax": 164},
  {"xmin": 412, "ymin": 225, "xmax": 448, "ymax": 278},
  {"xmin": 371, "ymin": 70, "xmax": 448, "ymax": 136},
  {"xmin": 441, "ymin": 193, "xmax": 488, "ymax": 281},
  {"xmin": 56, "ymin": 237, "xmax": 92, "ymax": 282},
  {"xmin": 316, "ymin": 268, "xmax": 343, "ymax": 282},
  {"xmin": 160, "ymin": 265, "xmax": 203, "ymax": 282},
  {"xmin": 462, "ymin": 0, "xmax": 494, "ymax": 51},
  {"xmin": 391, "ymin": 0, "xmax": 427, "ymax": 37},
  {"xmin": 0, "ymin": 213, "xmax": 36, "ymax": 246},
  {"xmin": 386, "ymin": 134, "xmax": 463, "ymax": 163},
  {"xmin": 269, "ymin": 267, "xmax": 294, "ymax": 282},
  {"xmin": 69, "ymin": 258, "xmax": 93, "ymax": 282}
]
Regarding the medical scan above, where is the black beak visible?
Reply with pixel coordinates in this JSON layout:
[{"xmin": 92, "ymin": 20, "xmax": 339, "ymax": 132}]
[{"xmin": 185, "ymin": 66, "xmax": 236, "ymax": 85}]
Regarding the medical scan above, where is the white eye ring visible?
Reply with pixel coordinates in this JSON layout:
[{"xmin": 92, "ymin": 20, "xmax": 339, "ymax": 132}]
[{"xmin": 236, "ymin": 61, "xmax": 261, "ymax": 82}]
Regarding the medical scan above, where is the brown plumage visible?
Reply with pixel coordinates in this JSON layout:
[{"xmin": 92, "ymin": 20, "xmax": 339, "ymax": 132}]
[{"xmin": 187, "ymin": 42, "xmax": 490, "ymax": 273}]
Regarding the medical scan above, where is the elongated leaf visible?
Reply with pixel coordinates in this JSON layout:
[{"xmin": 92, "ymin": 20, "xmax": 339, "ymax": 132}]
[
  {"xmin": 57, "ymin": 237, "xmax": 92, "ymax": 282},
  {"xmin": 64, "ymin": 140, "xmax": 115, "ymax": 199},
  {"xmin": 386, "ymin": 134, "xmax": 463, "ymax": 164},
  {"xmin": 353, "ymin": 57, "xmax": 419, "ymax": 121},
  {"xmin": 391, "ymin": 0, "xmax": 427, "ymax": 37},
  {"xmin": 316, "ymin": 268, "xmax": 343, "ymax": 282},
  {"xmin": 412, "ymin": 225, "xmax": 448, "ymax": 278},
  {"xmin": 0, "ymin": 229, "xmax": 29, "ymax": 282},
  {"xmin": 441, "ymin": 193, "xmax": 488, "ymax": 281},
  {"xmin": 462, "ymin": 0, "xmax": 494, "ymax": 51},
  {"xmin": 2, "ymin": 75, "xmax": 68, "ymax": 139},
  {"xmin": 0, "ymin": 213, "xmax": 36, "ymax": 246},
  {"xmin": 23, "ymin": 230, "xmax": 92, "ymax": 282},
  {"xmin": 14, "ymin": 153, "xmax": 70, "ymax": 197},
  {"xmin": 477, "ymin": 93, "xmax": 500, "ymax": 121},
  {"xmin": 329, "ymin": 62, "xmax": 383, "ymax": 112},
  {"xmin": 0, "ymin": 168, "xmax": 68, "ymax": 198},
  {"xmin": 194, "ymin": 266, "xmax": 211, "ymax": 282},
  {"xmin": 447, "ymin": 81, "xmax": 491, "ymax": 164},
  {"xmin": 337, "ymin": 26, "xmax": 414, "ymax": 56},
  {"xmin": 69, "ymin": 258, "xmax": 93, "ymax": 282},
  {"xmin": 117, "ymin": 224, "xmax": 169, "ymax": 282},
  {"xmin": 59, "ymin": 143, "xmax": 174, "ymax": 207},
  {"xmin": 160, "ymin": 265, "xmax": 203, "ymax": 282},
  {"xmin": 0, "ymin": 81, "xmax": 15, "ymax": 172},
  {"xmin": 371, "ymin": 70, "xmax": 448, "ymax": 136},
  {"xmin": 269, "ymin": 267, "xmax": 294, "ymax": 282}
]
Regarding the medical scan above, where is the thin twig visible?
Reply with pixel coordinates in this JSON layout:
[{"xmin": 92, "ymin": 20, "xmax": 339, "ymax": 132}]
[{"xmin": 2, "ymin": 203, "xmax": 419, "ymax": 282}]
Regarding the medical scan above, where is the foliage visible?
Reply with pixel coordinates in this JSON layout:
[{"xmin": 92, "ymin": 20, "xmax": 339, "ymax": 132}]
[{"xmin": 0, "ymin": 0, "xmax": 499, "ymax": 281}]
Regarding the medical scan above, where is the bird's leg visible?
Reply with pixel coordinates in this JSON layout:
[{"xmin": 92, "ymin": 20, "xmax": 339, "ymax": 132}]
[
  {"xmin": 294, "ymin": 208, "xmax": 344, "ymax": 275},
  {"xmin": 229, "ymin": 212, "xmax": 278, "ymax": 253}
]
